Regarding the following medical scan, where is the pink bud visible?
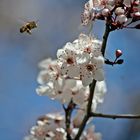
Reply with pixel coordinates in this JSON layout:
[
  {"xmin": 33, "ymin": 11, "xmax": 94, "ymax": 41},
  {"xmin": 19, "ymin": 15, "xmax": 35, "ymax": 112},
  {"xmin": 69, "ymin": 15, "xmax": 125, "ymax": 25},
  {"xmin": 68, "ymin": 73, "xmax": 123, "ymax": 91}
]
[
  {"xmin": 116, "ymin": 49, "xmax": 122, "ymax": 58},
  {"xmin": 132, "ymin": 12, "xmax": 140, "ymax": 21},
  {"xmin": 133, "ymin": 11, "xmax": 140, "ymax": 18},
  {"xmin": 133, "ymin": 0, "xmax": 140, "ymax": 6}
]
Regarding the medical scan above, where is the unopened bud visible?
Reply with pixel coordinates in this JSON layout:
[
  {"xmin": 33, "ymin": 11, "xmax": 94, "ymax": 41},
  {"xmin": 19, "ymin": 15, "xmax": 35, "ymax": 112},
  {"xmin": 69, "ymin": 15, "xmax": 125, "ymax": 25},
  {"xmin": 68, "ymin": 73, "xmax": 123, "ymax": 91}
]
[
  {"xmin": 116, "ymin": 14, "xmax": 127, "ymax": 24},
  {"xmin": 133, "ymin": 0, "xmax": 140, "ymax": 6},
  {"xmin": 132, "ymin": 7, "xmax": 139, "ymax": 13},
  {"xmin": 102, "ymin": 8, "xmax": 110, "ymax": 17},
  {"xmin": 132, "ymin": 12, "xmax": 140, "ymax": 21},
  {"xmin": 116, "ymin": 49, "xmax": 122, "ymax": 58},
  {"xmin": 133, "ymin": 11, "xmax": 140, "ymax": 16},
  {"xmin": 115, "ymin": 7, "xmax": 125, "ymax": 15}
]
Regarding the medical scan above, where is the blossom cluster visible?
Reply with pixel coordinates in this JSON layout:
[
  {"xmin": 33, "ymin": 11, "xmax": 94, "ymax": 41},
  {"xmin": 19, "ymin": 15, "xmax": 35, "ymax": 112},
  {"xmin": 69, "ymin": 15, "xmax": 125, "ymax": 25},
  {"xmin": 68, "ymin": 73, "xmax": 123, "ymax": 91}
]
[
  {"xmin": 57, "ymin": 33, "xmax": 104, "ymax": 86},
  {"xmin": 24, "ymin": 113, "xmax": 102, "ymax": 140},
  {"xmin": 24, "ymin": 33, "xmax": 107, "ymax": 139},
  {"xmin": 23, "ymin": 17, "xmax": 109, "ymax": 139},
  {"xmin": 82, "ymin": 0, "xmax": 140, "ymax": 30},
  {"xmin": 36, "ymin": 58, "xmax": 106, "ymax": 109},
  {"xmin": 36, "ymin": 34, "xmax": 106, "ymax": 106}
]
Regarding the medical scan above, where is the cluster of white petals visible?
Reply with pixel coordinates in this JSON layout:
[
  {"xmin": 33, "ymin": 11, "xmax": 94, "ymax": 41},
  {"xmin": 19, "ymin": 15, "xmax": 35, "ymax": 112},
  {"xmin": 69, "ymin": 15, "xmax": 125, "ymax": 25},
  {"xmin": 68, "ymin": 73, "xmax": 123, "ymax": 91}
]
[
  {"xmin": 33, "ymin": 33, "xmax": 107, "ymax": 139},
  {"xmin": 57, "ymin": 34, "xmax": 104, "ymax": 86},
  {"xmin": 24, "ymin": 113, "xmax": 66, "ymax": 140},
  {"xmin": 36, "ymin": 58, "xmax": 106, "ymax": 105},
  {"xmin": 24, "ymin": 113, "xmax": 102, "ymax": 140},
  {"xmin": 36, "ymin": 33, "xmax": 106, "ymax": 108},
  {"xmin": 36, "ymin": 57, "xmax": 106, "ymax": 133}
]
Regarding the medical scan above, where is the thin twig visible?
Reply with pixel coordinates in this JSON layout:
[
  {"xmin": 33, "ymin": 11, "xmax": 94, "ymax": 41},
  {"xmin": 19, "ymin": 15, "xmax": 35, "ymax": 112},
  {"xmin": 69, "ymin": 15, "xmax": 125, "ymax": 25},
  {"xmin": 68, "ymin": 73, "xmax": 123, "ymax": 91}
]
[{"xmin": 90, "ymin": 112, "xmax": 140, "ymax": 120}]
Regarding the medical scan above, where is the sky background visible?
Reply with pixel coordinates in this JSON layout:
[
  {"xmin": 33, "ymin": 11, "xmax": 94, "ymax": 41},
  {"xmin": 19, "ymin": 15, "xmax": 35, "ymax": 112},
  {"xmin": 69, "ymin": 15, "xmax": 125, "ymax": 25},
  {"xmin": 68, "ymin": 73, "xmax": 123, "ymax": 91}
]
[{"xmin": 1, "ymin": 0, "xmax": 140, "ymax": 140}]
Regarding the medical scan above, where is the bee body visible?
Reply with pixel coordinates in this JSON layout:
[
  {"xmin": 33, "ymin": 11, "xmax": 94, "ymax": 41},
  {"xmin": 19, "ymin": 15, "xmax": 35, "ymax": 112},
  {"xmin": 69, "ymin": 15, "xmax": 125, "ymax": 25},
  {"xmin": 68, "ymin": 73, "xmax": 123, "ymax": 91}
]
[{"xmin": 20, "ymin": 21, "xmax": 37, "ymax": 35}]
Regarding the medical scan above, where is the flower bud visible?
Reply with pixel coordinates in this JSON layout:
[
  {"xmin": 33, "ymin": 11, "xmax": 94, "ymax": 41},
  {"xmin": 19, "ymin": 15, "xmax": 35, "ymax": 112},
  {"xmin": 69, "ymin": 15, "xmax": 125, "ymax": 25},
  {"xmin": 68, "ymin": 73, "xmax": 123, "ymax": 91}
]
[
  {"xmin": 133, "ymin": 11, "xmax": 140, "ymax": 16},
  {"xmin": 132, "ymin": 12, "xmax": 140, "ymax": 21},
  {"xmin": 115, "ymin": 7, "xmax": 125, "ymax": 15},
  {"xmin": 116, "ymin": 14, "xmax": 127, "ymax": 24},
  {"xmin": 102, "ymin": 8, "xmax": 110, "ymax": 17},
  {"xmin": 116, "ymin": 49, "xmax": 122, "ymax": 58},
  {"xmin": 132, "ymin": 7, "xmax": 139, "ymax": 13},
  {"xmin": 132, "ymin": 0, "xmax": 140, "ymax": 6}
]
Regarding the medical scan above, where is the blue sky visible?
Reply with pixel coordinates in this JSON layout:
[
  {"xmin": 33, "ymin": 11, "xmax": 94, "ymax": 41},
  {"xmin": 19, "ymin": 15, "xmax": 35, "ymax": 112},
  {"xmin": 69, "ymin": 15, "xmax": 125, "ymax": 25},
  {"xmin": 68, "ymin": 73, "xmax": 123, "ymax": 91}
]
[{"xmin": 1, "ymin": 0, "xmax": 140, "ymax": 140}]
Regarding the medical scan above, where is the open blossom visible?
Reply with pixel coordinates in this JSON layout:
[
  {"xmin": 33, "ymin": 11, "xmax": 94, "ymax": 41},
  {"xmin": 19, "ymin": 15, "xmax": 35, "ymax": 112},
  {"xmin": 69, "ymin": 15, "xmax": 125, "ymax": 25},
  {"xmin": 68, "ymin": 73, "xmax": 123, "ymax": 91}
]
[
  {"xmin": 73, "ymin": 80, "xmax": 107, "ymax": 128},
  {"xmin": 24, "ymin": 112, "xmax": 102, "ymax": 140},
  {"xmin": 82, "ymin": 125, "xmax": 102, "ymax": 140},
  {"xmin": 37, "ymin": 44, "xmax": 106, "ymax": 104},
  {"xmin": 36, "ymin": 78, "xmax": 88, "ymax": 105},
  {"xmin": 37, "ymin": 58, "xmax": 61, "ymax": 84},
  {"xmin": 57, "ymin": 34, "xmax": 104, "ymax": 86},
  {"xmin": 57, "ymin": 42, "xmax": 80, "ymax": 78},
  {"xmin": 79, "ymin": 56, "xmax": 104, "ymax": 86},
  {"xmin": 24, "ymin": 113, "xmax": 66, "ymax": 140}
]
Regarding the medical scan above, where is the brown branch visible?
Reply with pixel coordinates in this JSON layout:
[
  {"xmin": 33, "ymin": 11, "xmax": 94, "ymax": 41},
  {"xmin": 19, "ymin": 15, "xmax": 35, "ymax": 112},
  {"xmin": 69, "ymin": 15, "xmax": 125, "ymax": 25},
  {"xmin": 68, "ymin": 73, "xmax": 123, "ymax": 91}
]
[
  {"xmin": 63, "ymin": 101, "xmax": 76, "ymax": 140},
  {"xmin": 101, "ymin": 23, "xmax": 111, "ymax": 56},
  {"xmin": 73, "ymin": 24, "xmax": 111, "ymax": 140},
  {"xmin": 74, "ymin": 80, "xmax": 96, "ymax": 140},
  {"xmin": 90, "ymin": 112, "xmax": 140, "ymax": 120}
]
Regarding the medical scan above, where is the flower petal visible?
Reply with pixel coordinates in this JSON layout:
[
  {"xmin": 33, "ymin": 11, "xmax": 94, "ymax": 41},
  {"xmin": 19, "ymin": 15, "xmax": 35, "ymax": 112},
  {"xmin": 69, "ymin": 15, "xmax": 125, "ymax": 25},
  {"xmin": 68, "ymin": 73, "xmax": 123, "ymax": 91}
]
[
  {"xmin": 94, "ymin": 69, "xmax": 104, "ymax": 81},
  {"xmin": 82, "ymin": 73, "xmax": 93, "ymax": 86}
]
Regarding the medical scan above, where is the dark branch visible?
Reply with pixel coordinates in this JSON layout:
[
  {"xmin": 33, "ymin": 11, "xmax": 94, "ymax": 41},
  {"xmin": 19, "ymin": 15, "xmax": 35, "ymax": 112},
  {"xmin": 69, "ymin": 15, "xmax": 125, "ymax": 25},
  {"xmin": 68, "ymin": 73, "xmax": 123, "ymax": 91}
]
[
  {"xmin": 90, "ymin": 112, "xmax": 140, "ymax": 120},
  {"xmin": 63, "ymin": 101, "xmax": 76, "ymax": 140},
  {"xmin": 74, "ymin": 80, "xmax": 96, "ymax": 140},
  {"xmin": 74, "ymin": 24, "xmax": 111, "ymax": 140}
]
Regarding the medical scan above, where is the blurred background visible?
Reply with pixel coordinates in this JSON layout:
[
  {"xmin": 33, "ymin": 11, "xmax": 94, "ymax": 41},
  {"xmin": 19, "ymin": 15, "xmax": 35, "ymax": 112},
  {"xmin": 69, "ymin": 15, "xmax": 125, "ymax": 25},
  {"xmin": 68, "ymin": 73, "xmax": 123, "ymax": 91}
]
[{"xmin": 0, "ymin": 0, "xmax": 140, "ymax": 140}]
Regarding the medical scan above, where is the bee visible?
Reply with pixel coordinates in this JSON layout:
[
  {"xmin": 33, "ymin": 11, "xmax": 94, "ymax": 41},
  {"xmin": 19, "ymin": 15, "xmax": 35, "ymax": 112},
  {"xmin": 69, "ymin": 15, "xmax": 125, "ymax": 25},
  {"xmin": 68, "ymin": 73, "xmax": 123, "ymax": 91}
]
[{"xmin": 20, "ymin": 21, "xmax": 38, "ymax": 35}]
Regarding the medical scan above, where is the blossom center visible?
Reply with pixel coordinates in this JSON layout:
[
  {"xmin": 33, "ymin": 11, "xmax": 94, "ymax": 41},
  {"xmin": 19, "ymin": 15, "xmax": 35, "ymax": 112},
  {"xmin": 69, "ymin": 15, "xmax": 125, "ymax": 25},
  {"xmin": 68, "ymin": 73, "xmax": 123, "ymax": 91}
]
[
  {"xmin": 67, "ymin": 57, "xmax": 74, "ymax": 64},
  {"xmin": 84, "ymin": 47, "xmax": 92, "ymax": 54},
  {"xmin": 86, "ymin": 64, "xmax": 94, "ymax": 71}
]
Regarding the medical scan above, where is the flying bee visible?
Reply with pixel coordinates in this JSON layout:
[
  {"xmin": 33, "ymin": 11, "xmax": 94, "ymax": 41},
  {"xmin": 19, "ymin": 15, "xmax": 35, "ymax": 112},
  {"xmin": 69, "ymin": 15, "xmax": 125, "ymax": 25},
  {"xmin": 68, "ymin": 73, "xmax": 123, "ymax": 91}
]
[{"xmin": 20, "ymin": 20, "xmax": 38, "ymax": 35}]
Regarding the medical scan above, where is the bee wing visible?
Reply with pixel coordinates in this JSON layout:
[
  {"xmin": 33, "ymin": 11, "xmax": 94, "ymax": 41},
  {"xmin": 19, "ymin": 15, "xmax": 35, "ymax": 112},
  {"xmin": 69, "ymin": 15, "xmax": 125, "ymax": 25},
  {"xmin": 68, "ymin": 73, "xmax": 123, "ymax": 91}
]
[
  {"xmin": 18, "ymin": 17, "xmax": 33, "ymax": 25},
  {"xmin": 35, "ymin": 19, "xmax": 39, "ymax": 23}
]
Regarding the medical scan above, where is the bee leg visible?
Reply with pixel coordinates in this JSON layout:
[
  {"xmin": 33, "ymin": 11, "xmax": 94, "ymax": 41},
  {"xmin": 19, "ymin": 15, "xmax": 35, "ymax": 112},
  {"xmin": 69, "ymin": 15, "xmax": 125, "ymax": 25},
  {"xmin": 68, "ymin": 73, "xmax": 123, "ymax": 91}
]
[{"xmin": 26, "ymin": 29, "xmax": 32, "ymax": 35}]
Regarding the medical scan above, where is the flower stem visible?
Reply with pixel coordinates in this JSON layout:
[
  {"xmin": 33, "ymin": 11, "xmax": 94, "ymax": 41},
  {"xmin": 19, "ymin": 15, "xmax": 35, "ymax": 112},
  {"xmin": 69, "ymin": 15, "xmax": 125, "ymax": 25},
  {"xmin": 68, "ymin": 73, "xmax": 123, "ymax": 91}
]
[{"xmin": 74, "ymin": 24, "xmax": 111, "ymax": 140}]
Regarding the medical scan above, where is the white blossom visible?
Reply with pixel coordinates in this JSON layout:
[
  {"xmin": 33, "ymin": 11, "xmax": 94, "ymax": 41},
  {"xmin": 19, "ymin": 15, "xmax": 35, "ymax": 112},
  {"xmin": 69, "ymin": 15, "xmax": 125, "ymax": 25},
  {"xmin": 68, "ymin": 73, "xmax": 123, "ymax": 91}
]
[
  {"xmin": 82, "ymin": 125, "xmax": 102, "ymax": 140},
  {"xmin": 57, "ymin": 34, "xmax": 104, "ymax": 86},
  {"xmin": 79, "ymin": 56, "xmax": 104, "ymax": 86},
  {"xmin": 37, "ymin": 58, "xmax": 61, "ymax": 84}
]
